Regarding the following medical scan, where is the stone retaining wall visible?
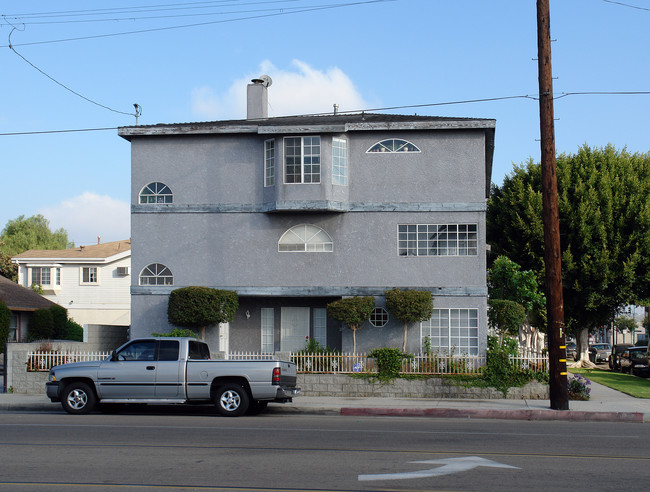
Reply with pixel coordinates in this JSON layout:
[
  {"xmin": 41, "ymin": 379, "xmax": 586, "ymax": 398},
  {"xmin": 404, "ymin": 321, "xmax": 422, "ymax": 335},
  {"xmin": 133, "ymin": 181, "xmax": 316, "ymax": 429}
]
[{"xmin": 297, "ymin": 374, "xmax": 549, "ymax": 399}]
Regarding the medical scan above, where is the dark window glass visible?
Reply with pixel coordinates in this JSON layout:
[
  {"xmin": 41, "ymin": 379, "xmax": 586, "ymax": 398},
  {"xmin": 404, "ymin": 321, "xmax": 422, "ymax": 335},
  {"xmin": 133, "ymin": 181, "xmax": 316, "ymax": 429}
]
[{"xmin": 158, "ymin": 340, "xmax": 180, "ymax": 361}]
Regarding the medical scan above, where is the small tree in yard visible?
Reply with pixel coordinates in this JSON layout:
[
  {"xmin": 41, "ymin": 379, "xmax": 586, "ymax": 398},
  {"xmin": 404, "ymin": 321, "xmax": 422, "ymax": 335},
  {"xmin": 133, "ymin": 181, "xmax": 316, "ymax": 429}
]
[
  {"xmin": 28, "ymin": 308, "xmax": 54, "ymax": 341},
  {"xmin": 487, "ymin": 299, "xmax": 527, "ymax": 344},
  {"xmin": 384, "ymin": 289, "xmax": 433, "ymax": 351},
  {"xmin": 0, "ymin": 301, "xmax": 11, "ymax": 353},
  {"xmin": 167, "ymin": 286, "xmax": 239, "ymax": 340},
  {"xmin": 50, "ymin": 305, "xmax": 68, "ymax": 339},
  {"xmin": 326, "ymin": 296, "xmax": 375, "ymax": 354}
]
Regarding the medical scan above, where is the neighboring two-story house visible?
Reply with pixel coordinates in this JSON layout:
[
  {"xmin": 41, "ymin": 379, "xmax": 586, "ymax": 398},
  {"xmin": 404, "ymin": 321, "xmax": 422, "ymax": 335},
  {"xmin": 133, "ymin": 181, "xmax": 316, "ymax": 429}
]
[
  {"xmin": 119, "ymin": 79, "xmax": 495, "ymax": 355},
  {"xmin": 12, "ymin": 239, "xmax": 131, "ymax": 347}
]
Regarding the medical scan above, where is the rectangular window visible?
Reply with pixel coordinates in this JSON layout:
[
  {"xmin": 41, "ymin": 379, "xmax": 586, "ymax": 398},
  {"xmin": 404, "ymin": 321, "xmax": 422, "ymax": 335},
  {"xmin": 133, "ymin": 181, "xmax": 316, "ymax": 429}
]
[
  {"xmin": 398, "ymin": 224, "xmax": 478, "ymax": 257},
  {"xmin": 55, "ymin": 268, "xmax": 61, "ymax": 286},
  {"xmin": 332, "ymin": 138, "xmax": 348, "ymax": 185},
  {"xmin": 421, "ymin": 308, "xmax": 479, "ymax": 355},
  {"xmin": 313, "ymin": 308, "xmax": 327, "ymax": 347},
  {"xmin": 9, "ymin": 314, "xmax": 18, "ymax": 342},
  {"xmin": 261, "ymin": 308, "xmax": 274, "ymax": 353},
  {"xmin": 264, "ymin": 139, "xmax": 275, "ymax": 187},
  {"xmin": 284, "ymin": 136, "xmax": 321, "ymax": 183},
  {"xmin": 81, "ymin": 267, "xmax": 98, "ymax": 284},
  {"xmin": 31, "ymin": 267, "xmax": 51, "ymax": 286}
]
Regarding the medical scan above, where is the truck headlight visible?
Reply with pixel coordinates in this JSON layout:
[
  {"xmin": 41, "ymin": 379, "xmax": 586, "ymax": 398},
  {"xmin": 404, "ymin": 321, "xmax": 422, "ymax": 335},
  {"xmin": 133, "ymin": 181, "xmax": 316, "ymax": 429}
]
[{"xmin": 48, "ymin": 370, "xmax": 56, "ymax": 382}]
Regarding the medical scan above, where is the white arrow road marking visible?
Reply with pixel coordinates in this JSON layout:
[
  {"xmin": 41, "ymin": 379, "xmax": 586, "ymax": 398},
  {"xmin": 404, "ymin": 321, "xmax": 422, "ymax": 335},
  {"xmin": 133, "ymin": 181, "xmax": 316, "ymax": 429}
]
[{"xmin": 358, "ymin": 456, "xmax": 520, "ymax": 481}]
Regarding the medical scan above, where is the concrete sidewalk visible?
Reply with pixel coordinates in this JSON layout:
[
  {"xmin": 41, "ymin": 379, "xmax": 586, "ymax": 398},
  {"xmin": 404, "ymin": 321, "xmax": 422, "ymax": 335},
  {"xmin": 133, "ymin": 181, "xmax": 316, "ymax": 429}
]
[{"xmin": 1, "ymin": 380, "xmax": 648, "ymax": 422}]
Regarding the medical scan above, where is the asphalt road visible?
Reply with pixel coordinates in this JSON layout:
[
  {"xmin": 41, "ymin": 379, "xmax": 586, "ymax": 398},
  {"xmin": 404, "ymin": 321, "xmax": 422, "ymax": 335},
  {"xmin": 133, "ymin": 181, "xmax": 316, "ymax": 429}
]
[{"xmin": 0, "ymin": 410, "xmax": 648, "ymax": 491}]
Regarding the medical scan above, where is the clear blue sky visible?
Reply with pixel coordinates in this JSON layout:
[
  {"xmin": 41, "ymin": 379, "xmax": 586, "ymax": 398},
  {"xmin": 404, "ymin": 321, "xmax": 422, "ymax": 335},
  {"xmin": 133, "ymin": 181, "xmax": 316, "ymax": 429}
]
[{"xmin": 1, "ymin": 0, "xmax": 648, "ymax": 245}]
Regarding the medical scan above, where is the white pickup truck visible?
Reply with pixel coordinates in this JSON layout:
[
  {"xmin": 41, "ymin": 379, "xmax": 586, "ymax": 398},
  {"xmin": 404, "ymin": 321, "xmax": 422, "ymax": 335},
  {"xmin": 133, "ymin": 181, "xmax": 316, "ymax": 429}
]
[{"xmin": 46, "ymin": 337, "xmax": 300, "ymax": 416}]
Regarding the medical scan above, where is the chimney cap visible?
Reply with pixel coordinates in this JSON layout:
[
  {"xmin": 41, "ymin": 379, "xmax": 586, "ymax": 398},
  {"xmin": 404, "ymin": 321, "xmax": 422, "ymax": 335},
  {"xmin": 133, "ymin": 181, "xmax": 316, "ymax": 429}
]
[{"xmin": 251, "ymin": 75, "xmax": 272, "ymax": 88}]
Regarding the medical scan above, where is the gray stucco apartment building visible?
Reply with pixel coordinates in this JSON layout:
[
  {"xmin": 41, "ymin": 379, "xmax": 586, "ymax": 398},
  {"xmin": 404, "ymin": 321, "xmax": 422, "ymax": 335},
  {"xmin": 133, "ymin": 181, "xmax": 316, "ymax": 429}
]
[{"xmin": 119, "ymin": 79, "xmax": 495, "ymax": 356}]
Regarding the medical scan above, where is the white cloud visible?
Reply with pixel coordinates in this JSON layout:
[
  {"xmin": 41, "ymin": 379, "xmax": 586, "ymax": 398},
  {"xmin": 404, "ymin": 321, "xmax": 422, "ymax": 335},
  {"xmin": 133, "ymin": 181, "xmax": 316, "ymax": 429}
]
[
  {"xmin": 191, "ymin": 60, "xmax": 374, "ymax": 120},
  {"xmin": 39, "ymin": 192, "xmax": 130, "ymax": 246}
]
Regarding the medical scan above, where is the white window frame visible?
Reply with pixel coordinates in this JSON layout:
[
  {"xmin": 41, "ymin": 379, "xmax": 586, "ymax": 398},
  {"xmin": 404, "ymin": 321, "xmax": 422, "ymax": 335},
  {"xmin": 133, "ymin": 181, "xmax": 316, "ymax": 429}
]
[
  {"xmin": 332, "ymin": 137, "xmax": 348, "ymax": 186},
  {"xmin": 261, "ymin": 308, "xmax": 274, "ymax": 353},
  {"xmin": 313, "ymin": 308, "xmax": 327, "ymax": 346},
  {"xmin": 284, "ymin": 136, "xmax": 321, "ymax": 184},
  {"xmin": 278, "ymin": 224, "xmax": 333, "ymax": 252},
  {"xmin": 264, "ymin": 139, "xmax": 275, "ymax": 187},
  {"xmin": 366, "ymin": 138, "xmax": 421, "ymax": 153},
  {"xmin": 139, "ymin": 182, "xmax": 173, "ymax": 204},
  {"xmin": 80, "ymin": 266, "xmax": 99, "ymax": 285},
  {"xmin": 398, "ymin": 224, "xmax": 478, "ymax": 257},
  {"xmin": 420, "ymin": 308, "xmax": 479, "ymax": 356},
  {"xmin": 31, "ymin": 267, "xmax": 51, "ymax": 286},
  {"xmin": 139, "ymin": 263, "xmax": 174, "ymax": 286}
]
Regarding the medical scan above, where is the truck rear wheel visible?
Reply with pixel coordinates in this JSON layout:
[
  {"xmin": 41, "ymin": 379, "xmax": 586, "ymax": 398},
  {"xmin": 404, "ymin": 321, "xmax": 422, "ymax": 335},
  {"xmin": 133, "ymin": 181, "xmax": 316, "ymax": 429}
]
[
  {"xmin": 214, "ymin": 384, "xmax": 249, "ymax": 417},
  {"xmin": 61, "ymin": 382, "xmax": 96, "ymax": 415}
]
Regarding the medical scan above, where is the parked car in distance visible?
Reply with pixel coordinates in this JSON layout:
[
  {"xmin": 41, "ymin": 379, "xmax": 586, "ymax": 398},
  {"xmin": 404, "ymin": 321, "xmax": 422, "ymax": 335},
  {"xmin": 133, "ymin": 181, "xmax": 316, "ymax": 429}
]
[
  {"xmin": 589, "ymin": 343, "xmax": 612, "ymax": 363},
  {"xmin": 619, "ymin": 346, "xmax": 650, "ymax": 377},
  {"xmin": 565, "ymin": 342, "xmax": 577, "ymax": 360},
  {"xmin": 609, "ymin": 343, "xmax": 632, "ymax": 371}
]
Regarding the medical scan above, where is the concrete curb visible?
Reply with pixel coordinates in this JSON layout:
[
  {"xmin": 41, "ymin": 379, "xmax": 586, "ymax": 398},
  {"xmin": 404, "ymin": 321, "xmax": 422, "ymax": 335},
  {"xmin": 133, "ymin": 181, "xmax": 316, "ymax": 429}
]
[{"xmin": 340, "ymin": 407, "xmax": 646, "ymax": 423}]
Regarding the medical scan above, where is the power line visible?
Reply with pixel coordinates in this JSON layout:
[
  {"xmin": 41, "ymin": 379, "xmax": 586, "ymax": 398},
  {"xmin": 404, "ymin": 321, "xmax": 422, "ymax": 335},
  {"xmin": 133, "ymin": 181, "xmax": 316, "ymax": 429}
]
[
  {"xmin": 0, "ymin": 127, "xmax": 117, "ymax": 136},
  {"xmin": 7, "ymin": 27, "xmax": 138, "ymax": 117},
  {"xmin": 602, "ymin": 0, "xmax": 650, "ymax": 12},
  {"xmin": 1, "ymin": 1, "xmax": 393, "ymax": 47},
  {"xmin": 2, "ymin": 90, "xmax": 648, "ymax": 137}
]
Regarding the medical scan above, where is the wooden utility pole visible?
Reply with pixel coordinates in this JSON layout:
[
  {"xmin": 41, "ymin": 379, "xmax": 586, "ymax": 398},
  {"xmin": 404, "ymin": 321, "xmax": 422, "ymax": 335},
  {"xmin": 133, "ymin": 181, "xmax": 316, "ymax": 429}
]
[{"xmin": 536, "ymin": 0, "xmax": 569, "ymax": 410}]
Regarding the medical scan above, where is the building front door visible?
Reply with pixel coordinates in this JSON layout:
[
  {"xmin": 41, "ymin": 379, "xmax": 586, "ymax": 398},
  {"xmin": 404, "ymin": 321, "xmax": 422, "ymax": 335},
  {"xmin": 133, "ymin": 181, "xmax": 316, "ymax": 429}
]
[{"xmin": 281, "ymin": 307, "xmax": 310, "ymax": 352}]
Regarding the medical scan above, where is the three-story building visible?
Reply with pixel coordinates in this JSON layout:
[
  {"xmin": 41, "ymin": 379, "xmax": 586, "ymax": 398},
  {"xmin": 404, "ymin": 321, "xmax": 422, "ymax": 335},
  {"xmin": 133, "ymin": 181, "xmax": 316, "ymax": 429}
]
[{"xmin": 119, "ymin": 79, "xmax": 495, "ymax": 355}]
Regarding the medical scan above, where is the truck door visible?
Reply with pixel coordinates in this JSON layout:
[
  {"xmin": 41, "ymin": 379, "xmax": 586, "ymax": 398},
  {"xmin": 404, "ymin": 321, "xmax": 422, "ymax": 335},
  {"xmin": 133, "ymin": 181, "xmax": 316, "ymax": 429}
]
[
  {"xmin": 97, "ymin": 340, "xmax": 157, "ymax": 399},
  {"xmin": 154, "ymin": 340, "xmax": 184, "ymax": 398}
]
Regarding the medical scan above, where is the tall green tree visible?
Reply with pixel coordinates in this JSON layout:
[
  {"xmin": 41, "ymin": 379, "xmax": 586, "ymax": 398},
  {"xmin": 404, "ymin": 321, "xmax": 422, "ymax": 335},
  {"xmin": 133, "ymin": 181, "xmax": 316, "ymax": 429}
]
[
  {"xmin": 384, "ymin": 289, "xmax": 433, "ymax": 351},
  {"xmin": 487, "ymin": 256, "xmax": 546, "ymax": 346},
  {"xmin": 488, "ymin": 145, "xmax": 650, "ymax": 363},
  {"xmin": 0, "ymin": 215, "xmax": 71, "ymax": 280}
]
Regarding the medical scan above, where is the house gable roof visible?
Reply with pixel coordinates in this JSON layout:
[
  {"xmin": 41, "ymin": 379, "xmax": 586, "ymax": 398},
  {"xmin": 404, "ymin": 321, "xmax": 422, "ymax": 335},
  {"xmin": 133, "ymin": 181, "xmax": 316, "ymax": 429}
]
[
  {"xmin": 12, "ymin": 239, "xmax": 131, "ymax": 264},
  {"xmin": 0, "ymin": 275, "xmax": 57, "ymax": 312}
]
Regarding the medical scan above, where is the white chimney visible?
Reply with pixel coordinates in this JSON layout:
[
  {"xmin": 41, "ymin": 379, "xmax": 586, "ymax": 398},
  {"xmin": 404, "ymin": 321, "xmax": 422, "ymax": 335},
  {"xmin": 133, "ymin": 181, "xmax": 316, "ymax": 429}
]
[{"xmin": 247, "ymin": 75, "xmax": 272, "ymax": 120}]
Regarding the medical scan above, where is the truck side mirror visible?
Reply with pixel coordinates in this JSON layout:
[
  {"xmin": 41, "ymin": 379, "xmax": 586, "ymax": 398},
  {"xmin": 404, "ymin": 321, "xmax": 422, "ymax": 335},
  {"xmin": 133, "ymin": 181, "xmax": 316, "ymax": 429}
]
[{"xmin": 111, "ymin": 350, "xmax": 118, "ymax": 361}]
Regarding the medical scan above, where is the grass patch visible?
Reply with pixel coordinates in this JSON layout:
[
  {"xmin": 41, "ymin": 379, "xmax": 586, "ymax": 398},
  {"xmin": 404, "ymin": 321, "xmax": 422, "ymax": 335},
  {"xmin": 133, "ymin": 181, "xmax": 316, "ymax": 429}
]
[{"xmin": 569, "ymin": 368, "xmax": 650, "ymax": 399}]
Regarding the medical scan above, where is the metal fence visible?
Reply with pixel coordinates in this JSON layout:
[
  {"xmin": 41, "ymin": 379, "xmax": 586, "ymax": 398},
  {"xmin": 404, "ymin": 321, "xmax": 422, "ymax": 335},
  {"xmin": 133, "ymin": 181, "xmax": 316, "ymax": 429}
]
[{"xmin": 26, "ymin": 351, "xmax": 111, "ymax": 372}]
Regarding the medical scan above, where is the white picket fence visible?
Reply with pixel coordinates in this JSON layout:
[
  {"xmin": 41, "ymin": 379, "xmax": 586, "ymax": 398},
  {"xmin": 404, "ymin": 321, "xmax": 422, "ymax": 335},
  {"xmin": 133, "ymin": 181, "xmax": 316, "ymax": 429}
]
[
  {"xmin": 226, "ymin": 351, "xmax": 276, "ymax": 360},
  {"xmin": 25, "ymin": 349, "xmax": 548, "ymax": 375},
  {"xmin": 26, "ymin": 350, "xmax": 111, "ymax": 372}
]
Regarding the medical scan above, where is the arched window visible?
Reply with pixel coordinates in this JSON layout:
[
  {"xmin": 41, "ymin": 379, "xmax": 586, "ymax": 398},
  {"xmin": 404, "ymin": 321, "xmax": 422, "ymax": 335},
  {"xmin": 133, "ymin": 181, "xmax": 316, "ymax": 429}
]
[
  {"xmin": 139, "ymin": 263, "xmax": 174, "ymax": 285},
  {"xmin": 139, "ymin": 182, "xmax": 173, "ymax": 204},
  {"xmin": 366, "ymin": 139, "xmax": 420, "ymax": 153},
  {"xmin": 278, "ymin": 225, "xmax": 333, "ymax": 252}
]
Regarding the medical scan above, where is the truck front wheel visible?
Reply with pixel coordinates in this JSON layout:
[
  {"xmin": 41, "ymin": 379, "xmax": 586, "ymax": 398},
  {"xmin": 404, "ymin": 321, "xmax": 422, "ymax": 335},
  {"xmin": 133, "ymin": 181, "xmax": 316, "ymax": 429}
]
[
  {"xmin": 214, "ymin": 384, "xmax": 249, "ymax": 417},
  {"xmin": 61, "ymin": 382, "xmax": 96, "ymax": 415}
]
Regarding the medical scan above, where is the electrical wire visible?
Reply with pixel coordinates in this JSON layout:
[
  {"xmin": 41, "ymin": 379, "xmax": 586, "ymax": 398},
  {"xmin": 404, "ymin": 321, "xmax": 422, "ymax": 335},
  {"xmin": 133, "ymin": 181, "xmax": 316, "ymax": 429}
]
[
  {"xmin": 602, "ymin": 0, "xmax": 650, "ymax": 12},
  {"xmin": 2, "ymin": 1, "xmax": 303, "ymax": 25},
  {"xmin": 1, "ymin": 0, "xmax": 394, "ymax": 47},
  {"xmin": 8, "ymin": 27, "xmax": 138, "ymax": 117},
  {"xmin": 2, "ymin": 90, "xmax": 648, "ymax": 137}
]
